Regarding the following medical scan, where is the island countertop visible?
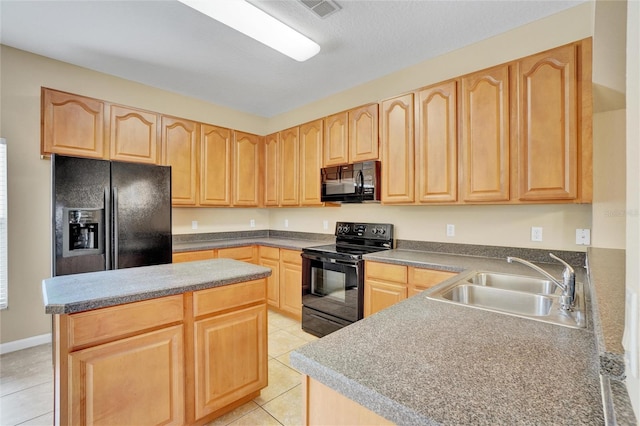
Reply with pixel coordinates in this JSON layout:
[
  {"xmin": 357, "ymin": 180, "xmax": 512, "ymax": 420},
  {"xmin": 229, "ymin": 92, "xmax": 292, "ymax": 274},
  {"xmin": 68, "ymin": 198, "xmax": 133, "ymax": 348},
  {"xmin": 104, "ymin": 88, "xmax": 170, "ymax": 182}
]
[{"xmin": 42, "ymin": 258, "xmax": 272, "ymax": 314}]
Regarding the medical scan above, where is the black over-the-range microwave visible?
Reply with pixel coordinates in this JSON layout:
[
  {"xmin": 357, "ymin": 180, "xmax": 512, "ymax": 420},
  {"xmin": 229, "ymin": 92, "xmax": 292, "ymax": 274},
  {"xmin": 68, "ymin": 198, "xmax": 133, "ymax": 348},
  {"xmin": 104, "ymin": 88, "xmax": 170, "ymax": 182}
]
[{"xmin": 320, "ymin": 160, "xmax": 381, "ymax": 203}]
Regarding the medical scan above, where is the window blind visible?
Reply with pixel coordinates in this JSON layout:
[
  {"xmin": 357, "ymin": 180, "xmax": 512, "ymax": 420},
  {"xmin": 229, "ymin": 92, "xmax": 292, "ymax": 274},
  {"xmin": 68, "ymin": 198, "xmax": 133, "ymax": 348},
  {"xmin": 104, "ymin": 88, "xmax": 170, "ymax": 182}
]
[{"xmin": 0, "ymin": 138, "xmax": 7, "ymax": 309}]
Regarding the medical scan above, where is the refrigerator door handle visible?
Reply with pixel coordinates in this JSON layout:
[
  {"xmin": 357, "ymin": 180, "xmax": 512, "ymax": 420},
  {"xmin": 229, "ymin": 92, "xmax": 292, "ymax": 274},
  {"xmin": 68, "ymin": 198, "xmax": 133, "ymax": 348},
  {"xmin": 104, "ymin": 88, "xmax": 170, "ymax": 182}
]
[
  {"xmin": 104, "ymin": 187, "xmax": 111, "ymax": 270},
  {"xmin": 113, "ymin": 186, "xmax": 119, "ymax": 269}
]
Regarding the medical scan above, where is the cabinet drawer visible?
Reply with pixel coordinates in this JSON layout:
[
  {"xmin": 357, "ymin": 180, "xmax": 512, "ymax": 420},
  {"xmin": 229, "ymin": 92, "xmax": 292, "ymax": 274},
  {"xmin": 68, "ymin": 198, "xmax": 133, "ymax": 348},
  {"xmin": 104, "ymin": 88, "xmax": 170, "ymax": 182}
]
[
  {"xmin": 217, "ymin": 245, "xmax": 256, "ymax": 263},
  {"xmin": 172, "ymin": 250, "xmax": 215, "ymax": 263},
  {"xmin": 280, "ymin": 249, "xmax": 302, "ymax": 264},
  {"xmin": 365, "ymin": 261, "xmax": 407, "ymax": 283},
  {"xmin": 408, "ymin": 267, "xmax": 457, "ymax": 289},
  {"xmin": 67, "ymin": 295, "xmax": 183, "ymax": 349},
  {"xmin": 193, "ymin": 279, "xmax": 266, "ymax": 317},
  {"xmin": 259, "ymin": 245, "xmax": 280, "ymax": 261}
]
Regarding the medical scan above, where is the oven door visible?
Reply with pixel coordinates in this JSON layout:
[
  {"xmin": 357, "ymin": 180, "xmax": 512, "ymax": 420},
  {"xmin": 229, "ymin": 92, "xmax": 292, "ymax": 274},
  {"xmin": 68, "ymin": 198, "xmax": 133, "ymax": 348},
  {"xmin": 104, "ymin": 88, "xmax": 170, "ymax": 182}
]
[{"xmin": 301, "ymin": 252, "xmax": 363, "ymax": 324}]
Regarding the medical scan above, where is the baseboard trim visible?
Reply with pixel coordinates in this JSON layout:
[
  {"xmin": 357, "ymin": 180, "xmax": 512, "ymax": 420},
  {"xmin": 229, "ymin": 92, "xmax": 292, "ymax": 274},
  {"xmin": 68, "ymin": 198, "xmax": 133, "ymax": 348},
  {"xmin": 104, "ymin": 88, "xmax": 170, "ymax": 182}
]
[{"xmin": 0, "ymin": 333, "xmax": 52, "ymax": 355}]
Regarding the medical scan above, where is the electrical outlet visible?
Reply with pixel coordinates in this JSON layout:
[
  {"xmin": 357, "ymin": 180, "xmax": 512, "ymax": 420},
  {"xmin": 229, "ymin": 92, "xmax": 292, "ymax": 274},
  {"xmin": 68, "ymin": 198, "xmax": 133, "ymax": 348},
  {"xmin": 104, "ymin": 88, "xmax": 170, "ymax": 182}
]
[
  {"xmin": 191, "ymin": 220, "xmax": 198, "ymax": 230},
  {"xmin": 575, "ymin": 229, "xmax": 591, "ymax": 245},
  {"xmin": 531, "ymin": 227, "xmax": 543, "ymax": 242},
  {"xmin": 323, "ymin": 220, "xmax": 329, "ymax": 230},
  {"xmin": 284, "ymin": 219, "xmax": 289, "ymax": 228},
  {"xmin": 446, "ymin": 224, "xmax": 455, "ymax": 237},
  {"xmin": 250, "ymin": 219, "xmax": 255, "ymax": 228}
]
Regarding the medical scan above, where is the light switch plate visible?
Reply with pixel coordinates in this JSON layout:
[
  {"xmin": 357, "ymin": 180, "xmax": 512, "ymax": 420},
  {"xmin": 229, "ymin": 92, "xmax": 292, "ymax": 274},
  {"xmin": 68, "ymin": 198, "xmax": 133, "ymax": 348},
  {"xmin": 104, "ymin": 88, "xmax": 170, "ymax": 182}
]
[
  {"xmin": 250, "ymin": 219, "xmax": 255, "ymax": 228},
  {"xmin": 446, "ymin": 224, "xmax": 455, "ymax": 237},
  {"xmin": 531, "ymin": 227, "xmax": 543, "ymax": 242}
]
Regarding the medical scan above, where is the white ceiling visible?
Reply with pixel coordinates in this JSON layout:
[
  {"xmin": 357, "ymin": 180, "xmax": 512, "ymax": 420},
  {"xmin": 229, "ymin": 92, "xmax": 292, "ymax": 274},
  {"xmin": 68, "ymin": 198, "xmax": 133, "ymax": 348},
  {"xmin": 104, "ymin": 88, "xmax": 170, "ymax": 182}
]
[{"xmin": 0, "ymin": 0, "xmax": 586, "ymax": 118}]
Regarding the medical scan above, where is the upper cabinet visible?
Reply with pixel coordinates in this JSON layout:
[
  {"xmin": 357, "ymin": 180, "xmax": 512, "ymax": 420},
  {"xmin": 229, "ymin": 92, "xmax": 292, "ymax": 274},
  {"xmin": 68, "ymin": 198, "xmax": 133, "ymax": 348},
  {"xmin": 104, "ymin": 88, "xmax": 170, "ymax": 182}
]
[
  {"xmin": 42, "ymin": 88, "xmax": 106, "ymax": 159},
  {"xmin": 200, "ymin": 124, "xmax": 232, "ymax": 206},
  {"xmin": 162, "ymin": 116, "xmax": 199, "ymax": 206},
  {"xmin": 460, "ymin": 64, "xmax": 512, "ymax": 203},
  {"xmin": 380, "ymin": 94, "xmax": 415, "ymax": 204},
  {"xmin": 263, "ymin": 133, "xmax": 280, "ymax": 207},
  {"xmin": 280, "ymin": 127, "xmax": 300, "ymax": 206},
  {"xmin": 108, "ymin": 105, "xmax": 160, "ymax": 164},
  {"xmin": 233, "ymin": 131, "xmax": 262, "ymax": 207},
  {"xmin": 349, "ymin": 104, "xmax": 379, "ymax": 163},
  {"xmin": 516, "ymin": 43, "xmax": 583, "ymax": 201},
  {"xmin": 323, "ymin": 104, "xmax": 379, "ymax": 167},
  {"xmin": 415, "ymin": 81, "xmax": 458, "ymax": 203},
  {"xmin": 299, "ymin": 119, "xmax": 324, "ymax": 206}
]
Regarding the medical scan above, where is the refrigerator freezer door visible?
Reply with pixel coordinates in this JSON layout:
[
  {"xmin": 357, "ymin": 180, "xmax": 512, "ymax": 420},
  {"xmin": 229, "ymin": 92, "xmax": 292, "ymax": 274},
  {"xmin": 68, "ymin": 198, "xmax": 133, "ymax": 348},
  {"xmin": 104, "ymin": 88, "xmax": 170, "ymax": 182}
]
[
  {"xmin": 53, "ymin": 155, "xmax": 110, "ymax": 276},
  {"xmin": 111, "ymin": 161, "xmax": 172, "ymax": 269}
]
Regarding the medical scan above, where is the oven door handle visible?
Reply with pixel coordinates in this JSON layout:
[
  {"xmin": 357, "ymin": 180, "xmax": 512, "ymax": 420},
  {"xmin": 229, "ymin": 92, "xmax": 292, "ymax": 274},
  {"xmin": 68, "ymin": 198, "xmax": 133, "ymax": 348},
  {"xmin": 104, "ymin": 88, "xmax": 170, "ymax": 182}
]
[{"xmin": 301, "ymin": 252, "xmax": 359, "ymax": 267}]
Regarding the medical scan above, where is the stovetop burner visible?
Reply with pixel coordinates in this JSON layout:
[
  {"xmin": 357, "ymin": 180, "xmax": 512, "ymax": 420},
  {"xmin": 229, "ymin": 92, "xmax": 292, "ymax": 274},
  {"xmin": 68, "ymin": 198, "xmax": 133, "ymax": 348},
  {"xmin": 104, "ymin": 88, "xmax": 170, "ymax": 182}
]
[{"xmin": 303, "ymin": 222, "xmax": 394, "ymax": 260}]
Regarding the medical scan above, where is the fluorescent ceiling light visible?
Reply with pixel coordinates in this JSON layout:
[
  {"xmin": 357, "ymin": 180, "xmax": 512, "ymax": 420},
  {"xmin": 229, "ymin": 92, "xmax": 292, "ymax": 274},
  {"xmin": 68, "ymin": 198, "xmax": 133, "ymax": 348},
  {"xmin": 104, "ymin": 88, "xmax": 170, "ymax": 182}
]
[{"xmin": 178, "ymin": 0, "xmax": 321, "ymax": 62}]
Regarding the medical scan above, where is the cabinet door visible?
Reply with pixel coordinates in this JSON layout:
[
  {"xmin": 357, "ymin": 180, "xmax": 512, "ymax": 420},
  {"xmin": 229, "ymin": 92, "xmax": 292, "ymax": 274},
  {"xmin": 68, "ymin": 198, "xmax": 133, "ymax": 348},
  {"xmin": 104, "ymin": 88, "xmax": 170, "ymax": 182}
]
[
  {"xmin": 260, "ymin": 256, "xmax": 280, "ymax": 308},
  {"xmin": 349, "ymin": 103, "xmax": 379, "ymax": 163},
  {"xmin": 416, "ymin": 82, "xmax": 458, "ymax": 203},
  {"xmin": 300, "ymin": 119, "xmax": 324, "ymax": 206},
  {"xmin": 194, "ymin": 304, "xmax": 267, "ymax": 418},
  {"xmin": 162, "ymin": 116, "xmax": 199, "ymax": 206},
  {"xmin": 108, "ymin": 104, "xmax": 159, "ymax": 164},
  {"xmin": 408, "ymin": 267, "xmax": 456, "ymax": 297},
  {"xmin": 172, "ymin": 250, "xmax": 216, "ymax": 263},
  {"xmin": 69, "ymin": 325, "xmax": 184, "ymax": 426},
  {"xmin": 364, "ymin": 279, "xmax": 407, "ymax": 317},
  {"xmin": 518, "ymin": 44, "xmax": 578, "ymax": 201},
  {"xmin": 460, "ymin": 65, "xmax": 511, "ymax": 202},
  {"xmin": 263, "ymin": 133, "xmax": 280, "ymax": 206},
  {"xmin": 42, "ymin": 88, "xmax": 105, "ymax": 159},
  {"xmin": 233, "ymin": 131, "xmax": 262, "ymax": 206},
  {"xmin": 324, "ymin": 112, "xmax": 348, "ymax": 166},
  {"xmin": 279, "ymin": 249, "xmax": 302, "ymax": 319},
  {"xmin": 280, "ymin": 127, "xmax": 300, "ymax": 206},
  {"xmin": 380, "ymin": 94, "xmax": 415, "ymax": 204},
  {"xmin": 200, "ymin": 124, "xmax": 232, "ymax": 206},
  {"xmin": 217, "ymin": 245, "xmax": 257, "ymax": 264}
]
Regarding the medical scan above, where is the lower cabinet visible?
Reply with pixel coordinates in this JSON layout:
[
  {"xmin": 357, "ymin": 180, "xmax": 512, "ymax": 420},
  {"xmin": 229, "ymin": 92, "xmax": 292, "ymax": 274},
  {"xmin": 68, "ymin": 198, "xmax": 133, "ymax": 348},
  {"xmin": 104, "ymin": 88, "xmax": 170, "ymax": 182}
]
[
  {"xmin": 364, "ymin": 261, "xmax": 456, "ymax": 317},
  {"xmin": 55, "ymin": 279, "xmax": 268, "ymax": 426},
  {"xmin": 258, "ymin": 246, "xmax": 281, "ymax": 308},
  {"xmin": 279, "ymin": 249, "xmax": 303, "ymax": 320}
]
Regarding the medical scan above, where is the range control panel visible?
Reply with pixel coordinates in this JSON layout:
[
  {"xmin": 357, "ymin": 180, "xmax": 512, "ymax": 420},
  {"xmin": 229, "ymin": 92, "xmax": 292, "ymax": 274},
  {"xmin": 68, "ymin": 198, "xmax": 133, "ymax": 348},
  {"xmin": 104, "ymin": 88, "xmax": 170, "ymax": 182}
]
[{"xmin": 335, "ymin": 221, "xmax": 394, "ymax": 241}]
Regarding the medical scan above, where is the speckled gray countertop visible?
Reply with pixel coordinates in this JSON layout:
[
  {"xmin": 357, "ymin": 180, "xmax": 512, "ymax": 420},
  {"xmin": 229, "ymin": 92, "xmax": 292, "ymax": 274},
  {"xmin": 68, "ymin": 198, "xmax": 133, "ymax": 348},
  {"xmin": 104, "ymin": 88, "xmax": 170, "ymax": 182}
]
[
  {"xmin": 42, "ymin": 258, "xmax": 271, "ymax": 314},
  {"xmin": 173, "ymin": 237, "xmax": 327, "ymax": 252},
  {"xmin": 291, "ymin": 249, "xmax": 608, "ymax": 425}
]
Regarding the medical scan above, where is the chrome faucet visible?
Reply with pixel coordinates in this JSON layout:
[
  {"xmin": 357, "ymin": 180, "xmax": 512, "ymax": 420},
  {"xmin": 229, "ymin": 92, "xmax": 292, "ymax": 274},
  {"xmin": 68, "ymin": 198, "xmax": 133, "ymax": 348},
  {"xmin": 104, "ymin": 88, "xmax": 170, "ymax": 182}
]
[{"xmin": 507, "ymin": 253, "xmax": 576, "ymax": 311}]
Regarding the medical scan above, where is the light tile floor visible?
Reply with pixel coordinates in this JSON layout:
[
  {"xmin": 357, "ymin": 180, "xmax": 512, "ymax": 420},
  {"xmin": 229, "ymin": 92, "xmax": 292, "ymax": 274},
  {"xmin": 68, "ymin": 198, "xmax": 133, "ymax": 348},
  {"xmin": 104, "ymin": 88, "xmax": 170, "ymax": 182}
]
[{"xmin": 0, "ymin": 309, "xmax": 317, "ymax": 426}]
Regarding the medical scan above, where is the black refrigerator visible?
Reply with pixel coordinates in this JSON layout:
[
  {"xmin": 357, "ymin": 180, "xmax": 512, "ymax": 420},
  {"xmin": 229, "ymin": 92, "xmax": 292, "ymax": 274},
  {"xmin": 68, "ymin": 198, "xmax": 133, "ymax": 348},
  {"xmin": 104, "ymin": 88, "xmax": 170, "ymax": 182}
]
[{"xmin": 52, "ymin": 154, "xmax": 172, "ymax": 277}]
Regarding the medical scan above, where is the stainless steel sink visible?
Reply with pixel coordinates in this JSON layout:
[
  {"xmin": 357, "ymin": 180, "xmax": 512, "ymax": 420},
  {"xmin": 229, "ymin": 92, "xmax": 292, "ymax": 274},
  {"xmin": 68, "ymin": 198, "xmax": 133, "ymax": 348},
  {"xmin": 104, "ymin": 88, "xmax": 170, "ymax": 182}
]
[{"xmin": 427, "ymin": 271, "xmax": 586, "ymax": 328}]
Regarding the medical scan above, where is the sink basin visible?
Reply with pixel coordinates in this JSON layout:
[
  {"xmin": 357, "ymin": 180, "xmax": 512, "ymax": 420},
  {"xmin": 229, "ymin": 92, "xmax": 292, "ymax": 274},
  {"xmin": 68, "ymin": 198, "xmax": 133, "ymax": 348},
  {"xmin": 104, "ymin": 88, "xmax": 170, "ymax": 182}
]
[
  {"xmin": 427, "ymin": 271, "xmax": 586, "ymax": 328},
  {"xmin": 443, "ymin": 284, "xmax": 553, "ymax": 316},
  {"xmin": 468, "ymin": 272, "xmax": 557, "ymax": 295}
]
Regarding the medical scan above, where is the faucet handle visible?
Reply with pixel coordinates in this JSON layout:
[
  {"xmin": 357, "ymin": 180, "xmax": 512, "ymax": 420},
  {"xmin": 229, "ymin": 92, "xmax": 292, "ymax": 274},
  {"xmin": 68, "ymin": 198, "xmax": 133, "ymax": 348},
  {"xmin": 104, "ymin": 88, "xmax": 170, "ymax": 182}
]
[{"xmin": 549, "ymin": 253, "xmax": 574, "ymax": 274}]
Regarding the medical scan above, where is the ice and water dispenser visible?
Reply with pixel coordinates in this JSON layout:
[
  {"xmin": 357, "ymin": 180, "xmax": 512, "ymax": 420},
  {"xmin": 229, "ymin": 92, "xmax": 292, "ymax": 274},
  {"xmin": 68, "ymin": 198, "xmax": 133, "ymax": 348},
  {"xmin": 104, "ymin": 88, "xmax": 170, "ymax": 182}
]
[{"xmin": 62, "ymin": 208, "xmax": 104, "ymax": 257}]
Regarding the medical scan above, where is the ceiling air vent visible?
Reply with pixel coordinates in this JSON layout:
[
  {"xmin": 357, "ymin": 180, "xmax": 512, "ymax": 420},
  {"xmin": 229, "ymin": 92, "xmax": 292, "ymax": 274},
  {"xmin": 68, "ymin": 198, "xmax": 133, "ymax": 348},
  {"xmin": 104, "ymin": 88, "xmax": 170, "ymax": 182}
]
[{"xmin": 300, "ymin": 0, "xmax": 341, "ymax": 18}]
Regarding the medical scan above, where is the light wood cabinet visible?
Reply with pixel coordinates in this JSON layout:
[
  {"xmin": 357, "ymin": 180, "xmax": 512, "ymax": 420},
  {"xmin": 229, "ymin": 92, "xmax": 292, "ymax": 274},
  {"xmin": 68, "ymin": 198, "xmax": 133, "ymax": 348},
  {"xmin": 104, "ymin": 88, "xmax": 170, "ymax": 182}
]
[
  {"xmin": 69, "ymin": 325, "xmax": 185, "ymax": 425},
  {"xmin": 380, "ymin": 94, "xmax": 415, "ymax": 204},
  {"xmin": 233, "ymin": 131, "xmax": 262, "ymax": 206},
  {"xmin": 193, "ymin": 300, "xmax": 267, "ymax": 418},
  {"xmin": 517, "ymin": 44, "xmax": 579, "ymax": 201},
  {"xmin": 349, "ymin": 103, "xmax": 379, "ymax": 163},
  {"xmin": 460, "ymin": 65, "xmax": 512, "ymax": 202},
  {"xmin": 217, "ymin": 245, "xmax": 257, "ymax": 263},
  {"xmin": 279, "ymin": 249, "xmax": 303, "ymax": 319},
  {"xmin": 162, "ymin": 116, "xmax": 199, "ymax": 206},
  {"xmin": 300, "ymin": 119, "xmax": 324, "ymax": 206},
  {"xmin": 263, "ymin": 133, "xmax": 280, "ymax": 206},
  {"xmin": 200, "ymin": 124, "xmax": 232, "ymax": 206},
  {"xmin": 415, "ymin": 81, "xmax": 458, "ymax": 203},
  {"xmin": 280, "ymin": 127, "xmax": 300, "ymax": 206},
  {"xmin": 42, "ymin": 88, "xmax": 106, "ymax": 159},
  {"xmin": 323, "ymin": 112, "xmax": 348, "ymax": 166},
  {"xmin": 259, "ymin": 246, "xmax": 281, "ymax": 308},
  {"xmin": 364, "ymin": 261, "xmax": 456, "ymax": 316},
  {"xmin": 108, "ymin": 104, "xmax": 160, "ymax": 164},
  {"xmin": 173, "ymin": 250, "xmax": 215, "ymax": 263}
]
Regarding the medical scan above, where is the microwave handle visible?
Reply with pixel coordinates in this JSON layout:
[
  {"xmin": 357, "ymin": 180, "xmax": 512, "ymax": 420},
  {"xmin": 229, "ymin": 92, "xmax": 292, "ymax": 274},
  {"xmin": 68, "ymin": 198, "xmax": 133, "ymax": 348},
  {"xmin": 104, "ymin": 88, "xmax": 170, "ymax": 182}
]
[{"xmin": 356, "ymin": 170, "xmax": 364, "ymax": 195}]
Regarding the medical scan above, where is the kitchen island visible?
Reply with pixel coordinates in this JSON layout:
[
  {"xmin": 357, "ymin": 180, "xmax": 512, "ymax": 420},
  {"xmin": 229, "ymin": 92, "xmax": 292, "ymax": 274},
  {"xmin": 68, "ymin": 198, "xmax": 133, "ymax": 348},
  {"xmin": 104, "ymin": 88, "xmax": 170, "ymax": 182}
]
[
  {"xmin": 291, "ymin": 251, "xmax": 607, "ymax": 425},
  {"xmin": 42, "ymin": 258, "xmax": 272, "ymax": 426}
]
